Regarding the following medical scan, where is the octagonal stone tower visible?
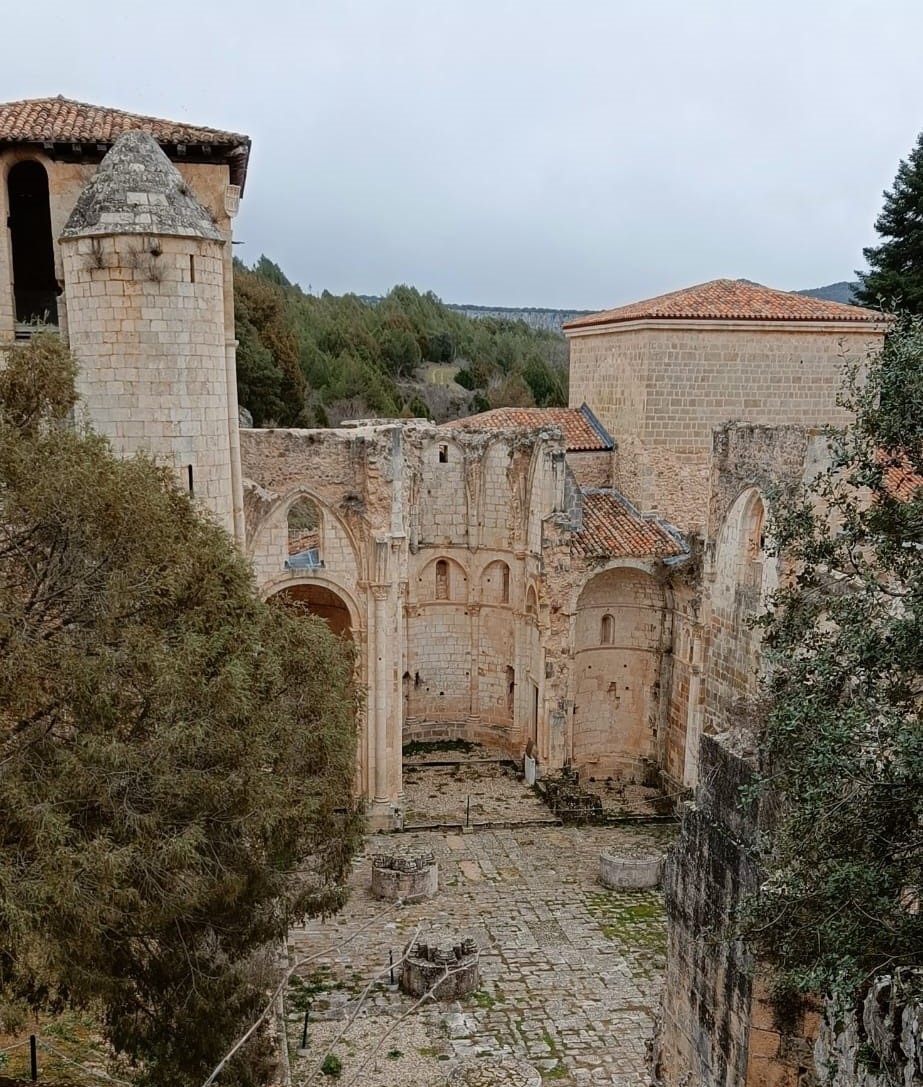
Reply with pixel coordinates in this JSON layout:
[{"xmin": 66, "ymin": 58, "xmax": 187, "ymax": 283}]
[{"xmin": 59, "ymin": 131, "xmax": 237, "ymax": 535}]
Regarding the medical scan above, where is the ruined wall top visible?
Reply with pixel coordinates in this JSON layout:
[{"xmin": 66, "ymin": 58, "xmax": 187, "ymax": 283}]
[{"xmin": 61, "ymin": 131, "xmax": 222, "ymax": 241}]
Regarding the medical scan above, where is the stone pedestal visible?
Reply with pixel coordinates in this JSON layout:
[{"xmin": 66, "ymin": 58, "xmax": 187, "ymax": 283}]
[
  {"xmin": 371, "ymin": 850, "xmax": 438, "ymax": 901},
  {"xmin": 400, "ymin": 930, "xmax": 479, "ymax": 1001},
  {"xmin": 598, "ymin": 847, "xmax": 664, "ymax": 889}
]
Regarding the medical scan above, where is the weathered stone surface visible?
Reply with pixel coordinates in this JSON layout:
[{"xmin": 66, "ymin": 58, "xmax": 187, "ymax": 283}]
[
  {"xmin": 401, "ymin": 929, "xmax": 480, "ymax": 1001},
  {"xmin": 815, "ymin": 971, "xmax": 923, "ymax": 1087},
  {"xmin": 598, "ymin": 847, "xmax": 664, "ymax": 889},
  {"xmin": 62, "ymin": 131, "xmax": 222, "ymax": 239},
  {"xmin": 445, "ymin": 1056, "xmax": 541, "ymax": 1086},
  {"xmin": 371, "ymin": 850, "xmax": 438, "ymax": 901}
]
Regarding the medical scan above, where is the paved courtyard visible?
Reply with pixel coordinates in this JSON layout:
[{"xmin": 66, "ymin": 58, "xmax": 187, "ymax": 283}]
[{"xmin": 284, "ymin": 776, "xmax": 674, "ymax": 1087}]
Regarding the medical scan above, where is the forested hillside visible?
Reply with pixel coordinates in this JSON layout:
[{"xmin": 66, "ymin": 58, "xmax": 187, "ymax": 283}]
[{"xmin": 234, "ymin": 257, "xmax": 568, "ymax": 427}]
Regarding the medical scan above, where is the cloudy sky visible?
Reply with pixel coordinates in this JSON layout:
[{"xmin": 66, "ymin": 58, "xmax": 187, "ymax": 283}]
[{"xmin": 6, "ymin": 0, "xmax": 923, "ymax": 308}]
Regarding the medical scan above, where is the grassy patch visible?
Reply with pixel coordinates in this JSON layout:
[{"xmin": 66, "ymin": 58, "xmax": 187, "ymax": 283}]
[
  {"xmin": 542, "ymin": 1063, "xmax": 570, "ymax": 1081},
  {"xmin": 288, "ymin": 966, "xmax": 334, "ymax": 1011},
  {"xmin": 584, "ymin": 889, "xmax": 667, "ymax": 976}
]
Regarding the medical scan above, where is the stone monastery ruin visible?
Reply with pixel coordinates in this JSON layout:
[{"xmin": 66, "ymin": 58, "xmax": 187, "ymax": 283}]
[{"xmin": 0, "ymin": 97, "xmax": 897, "ymax": 1086}]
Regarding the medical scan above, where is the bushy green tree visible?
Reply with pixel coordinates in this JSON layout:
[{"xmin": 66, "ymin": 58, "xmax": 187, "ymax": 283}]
[
  {"xmin": 0, "ymin": 338, "xmax": 364, "ymax": 1086},
  {"xmin": 856, "ymin": 132, "xmax": 923, "ymax": 313},
  {"xmin": 233, "ymin": 259, "xmax": 568, "ymax": 425},
  {"xmin": 742, "ymin": 316, "xmax": 923, "ymax": 996}
]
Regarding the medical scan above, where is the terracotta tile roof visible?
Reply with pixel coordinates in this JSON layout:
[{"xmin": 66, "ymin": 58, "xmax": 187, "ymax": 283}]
[
  {"xmin": 877, "ymin": 451, "xmax": 923, "ymax": 502},
  {"xmin": 0, "ymin": 96, "xmax": 250, "ymax": 189},
  {"xmin": 573, "ymin": 490, "xmax": 686, "ymax": 560},
  {"xmin": 444, "ymin": 403, "xmax": 613, "ymax": 452},
  {"xmin": 563, "ymin": 279, "xmax": 885, "ymax": 331}
]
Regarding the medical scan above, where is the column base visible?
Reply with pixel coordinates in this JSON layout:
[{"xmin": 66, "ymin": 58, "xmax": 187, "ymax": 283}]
[{"xmin": 366, "ymin": 799, "xmax": 404, "ymax": 832}]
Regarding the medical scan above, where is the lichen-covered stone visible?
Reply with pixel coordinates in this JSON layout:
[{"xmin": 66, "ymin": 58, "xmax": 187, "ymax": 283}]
[{"xmin": 62, "ymin": 131, "xmax": 222, "ymax": 239}]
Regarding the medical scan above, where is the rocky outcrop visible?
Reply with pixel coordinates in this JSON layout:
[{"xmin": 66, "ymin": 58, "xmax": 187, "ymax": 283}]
[{"xmin": 815, "ymin": 973, "xmax": 923, "ymax": 1087}]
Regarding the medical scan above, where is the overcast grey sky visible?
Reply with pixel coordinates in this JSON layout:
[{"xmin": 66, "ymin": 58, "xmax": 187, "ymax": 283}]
[{"xmin": 6, "ymin": 0, "xmax": 923, "ymax": 308}]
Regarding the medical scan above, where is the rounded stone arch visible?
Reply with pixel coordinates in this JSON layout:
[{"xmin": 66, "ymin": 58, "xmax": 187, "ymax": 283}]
[
  {"xmin": 525, "ymin": 583, "xmax": 539, "ymax": 618},
  {"xmin": 480, "ymin": 558, "xmax": 511, "ymax": 605},
  {"xmin": 572, "ymin": 562, "xmax": 668, "ymax": 782},
  {"xmin": 261, "ymin": 571, "xmax": 363, "ymax": 637},
  {"xmin": 417, "ymin": 554, "xmax": 469, "ymax": 602},
  {"xmin": 713, "ymin": 485, "xmax": 777, "ymax": 606},
  {"xmin": 5, "ymin": 155, "xmax": 59, "ymax": 327}
]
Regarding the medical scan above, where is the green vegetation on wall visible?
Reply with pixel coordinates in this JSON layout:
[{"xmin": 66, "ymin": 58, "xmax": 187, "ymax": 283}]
[
  {"xmin": 741, "ymin": 316, "xmax": 923, "ymax": 999},
  {"xmin": 234, "ymin": 256, "xmax": 568, "ymax": 427}
]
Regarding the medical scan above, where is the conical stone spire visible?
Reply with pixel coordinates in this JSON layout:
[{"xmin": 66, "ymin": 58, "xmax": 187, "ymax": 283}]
[{"xmin": 62, "ymin": 130, "xmax": 222, "ymax": 240}]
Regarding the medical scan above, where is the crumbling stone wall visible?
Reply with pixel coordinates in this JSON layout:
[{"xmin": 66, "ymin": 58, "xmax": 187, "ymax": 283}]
[
  {"xmin": 655, "ymin": 734, "xmax": 819, "ymax": 1087},
  {"xmin": 703, "ymin": 425, "xmax": 811, "ymax": 739}
]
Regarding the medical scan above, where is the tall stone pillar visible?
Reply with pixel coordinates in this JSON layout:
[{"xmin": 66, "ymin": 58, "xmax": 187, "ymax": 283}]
[
  {"xmin": 372, "ymin": 585, "xmax": 390, "ymax": 802},
  {"xmin": 225, "ymin": 338, "xmax": 246, "ymax": 546},
  {"xmin": 467, "ymin": 603, "xmax": 481, "ymax": 728},
  {"xmin": 682, "ymin": 631, "xmax": 705, "ymax": 787}
]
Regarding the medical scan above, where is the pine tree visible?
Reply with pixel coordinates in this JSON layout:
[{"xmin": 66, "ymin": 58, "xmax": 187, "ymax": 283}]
[{"xmin": 856, "ymin": 131, "xmax": 923, "ymax": 313}]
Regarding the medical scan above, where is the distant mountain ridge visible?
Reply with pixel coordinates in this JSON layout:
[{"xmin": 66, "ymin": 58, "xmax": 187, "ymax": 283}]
[
  {"xmin": 356, "ymin": 282, "xmax": 860, "ymax": 335},
  {"xmin": 793, "ymin": 281, "xmax": 859, "ymax": 304}
]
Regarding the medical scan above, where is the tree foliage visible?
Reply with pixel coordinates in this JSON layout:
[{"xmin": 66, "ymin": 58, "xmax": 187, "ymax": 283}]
[
  {"xmin": 856, "ymin": 131, "xmax": 923, "ymax": 314},
  {"xmin": 741, "ymin": 317, "xmax": 923, "ymax": 997},
  {"xmin": 233, "ymin": 257, "xmax": 569, "ymax": 426},
  {"xmin": 0, "ymin": 337, "xmax": 364, "ymax": 1086}
]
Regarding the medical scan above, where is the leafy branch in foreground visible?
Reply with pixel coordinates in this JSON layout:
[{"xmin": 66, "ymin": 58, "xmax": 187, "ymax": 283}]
[
  {"xmin": 0, "ymin": 336, "xmax": 364, "ymax": 1086},
  {"xmin": 739, "ymin": 316, "xmax": 923, "ymax": 998}
]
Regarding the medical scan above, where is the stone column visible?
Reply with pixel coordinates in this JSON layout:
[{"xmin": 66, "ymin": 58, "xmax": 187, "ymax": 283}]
[
  {"xmin": 225, "ymin": 338, "xmax": 246, "ymax": 547},
  {"xmin": 467, "ymin": 603, "xmax": 481, "ymax": 728},
  {"xmin": 682, "ymin": 631, "xmax": 705, "ymax": 787},
  {"xmin": 372, "ymin": 585, "xmax": 390, "ymax": 802}
]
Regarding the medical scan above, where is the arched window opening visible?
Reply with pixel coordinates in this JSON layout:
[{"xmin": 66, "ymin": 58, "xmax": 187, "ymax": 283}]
[
  {"xmin": 481, "ymin": 560, "xmax": 511, "ymax": 605},
  {"xmin": 526, "ymin": 586, "xmax": 538, "ymax": 617},
  {"xmin": 600, "ymin": 613, "xmax": 615, "ymax": 645},
  {"xmin": 506, "ymin": 666, "xmax": 515, "ymax": 715},
  {"xmin": 746, "ymin": 497, "xmax": 766, "ymax": 560},
  {"xmin": 435, "ymin": 559, "xmax": 449, "ymax": 600},
  {"xmin": 8, "ymin": 161, "xmax": 58, "ymax": 330},
  {"xmin": 285, "ymin": 497, "xmax": 324, "ymax": 569}
]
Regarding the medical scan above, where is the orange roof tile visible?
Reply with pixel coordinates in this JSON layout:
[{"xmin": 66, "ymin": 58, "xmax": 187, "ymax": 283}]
[
  {"xmin": 445, "ymin": 404, "xmax": 613, "ymax": 452},
  {"xmin": 0, "ymin": 96, "xmax": 250, "ymax": 189},
  {"xmin": 573, "ymin": 490, "xmax": 685, "ymax": 560},
  {"xmin": 877, "ymin": 451, "xmax": 923, "ymax": 502},
  {"xmin": 563, "ymin": 279, "xmax": 884, "ymax": 331}
]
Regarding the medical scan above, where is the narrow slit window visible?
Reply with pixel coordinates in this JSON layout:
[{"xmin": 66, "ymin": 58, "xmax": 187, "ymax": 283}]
[
  {"xmin": 189, "ymin": 254, "xmax": 196, "ymax": 283},
  {"xmin": 187, "ymin": 464, "xmax": 194, "ymax": 495},
  {"xmin": 435, "ymin": 559, "xmax": 449, "ymax": 600},
  {"xmin": 601, "ymin": 613, "xmax": 614, "ymax": 645}
]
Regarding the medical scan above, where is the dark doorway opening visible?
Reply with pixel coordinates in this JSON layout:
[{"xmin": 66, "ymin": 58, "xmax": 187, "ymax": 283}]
[
  {"xmin": 271, "ymin": 583, "xmax": 352, "ymax": 638},
  {"xmin": 8, "ymin": 161, "xmax": 59, "ymax": 327}
]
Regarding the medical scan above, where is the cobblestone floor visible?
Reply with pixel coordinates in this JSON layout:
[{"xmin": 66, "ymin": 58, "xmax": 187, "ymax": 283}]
[{"xmin": 284, "ymin": 782, "xmax": 675, "ymax": 1087}]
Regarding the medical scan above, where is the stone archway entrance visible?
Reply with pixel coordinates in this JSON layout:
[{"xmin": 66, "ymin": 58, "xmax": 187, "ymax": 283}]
[{"xmin": 271, "ymin": 583, "xmax": 352, "ymax": 637}]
